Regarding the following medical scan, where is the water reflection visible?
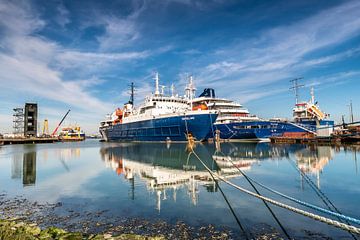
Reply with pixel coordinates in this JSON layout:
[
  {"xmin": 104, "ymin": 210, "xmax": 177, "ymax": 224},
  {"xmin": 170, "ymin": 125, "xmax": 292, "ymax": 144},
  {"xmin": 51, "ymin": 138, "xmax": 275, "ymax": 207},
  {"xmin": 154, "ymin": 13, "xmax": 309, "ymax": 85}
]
[
  {"xmin": 100, "ymin": 143, "xmax": 246, "ymax": 210},
  {"xmin": 9, "ymin": 145, "xmax": 83, "ymax": 187},
  {"xmin": 99, "ymin": 142, "xmax": 360, "ymax": 210},
  {"xmin": 11, "ymin": 153, "xmax": 23, "ymax": 179},
  {"xmin": 296, "ymin": 146, "xmax": 334, "ymax": 174},
  {"xmin": 2, "ymin": 141, "xmax": 360, "ymax": 238},
  {"xmin": 23, "ymin": 151, "xmax": 37, "ymax": 186}
]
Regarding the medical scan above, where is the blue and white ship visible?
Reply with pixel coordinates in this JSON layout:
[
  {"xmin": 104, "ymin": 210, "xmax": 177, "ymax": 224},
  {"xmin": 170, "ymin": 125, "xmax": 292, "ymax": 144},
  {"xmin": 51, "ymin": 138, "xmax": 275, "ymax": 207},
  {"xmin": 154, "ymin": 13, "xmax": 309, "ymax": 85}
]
[
  {"xmin": 189, "ymin": 77, "xmax": 333, "ymax": 141},
  {"xmin": 190, "ymin": 87, "xmax": 285, "ymax": 141},
  {"xmin": 99, "ymin": 73, "xmax": 218, "ymax": 142}
]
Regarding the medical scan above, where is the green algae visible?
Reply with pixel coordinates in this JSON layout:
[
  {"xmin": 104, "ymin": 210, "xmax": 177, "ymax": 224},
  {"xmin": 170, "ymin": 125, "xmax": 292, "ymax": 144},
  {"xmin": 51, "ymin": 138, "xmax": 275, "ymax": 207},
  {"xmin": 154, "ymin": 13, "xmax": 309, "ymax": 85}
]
[{"xmin": 0, "ymin": 219, "xmax": 165, "ymax": 240}]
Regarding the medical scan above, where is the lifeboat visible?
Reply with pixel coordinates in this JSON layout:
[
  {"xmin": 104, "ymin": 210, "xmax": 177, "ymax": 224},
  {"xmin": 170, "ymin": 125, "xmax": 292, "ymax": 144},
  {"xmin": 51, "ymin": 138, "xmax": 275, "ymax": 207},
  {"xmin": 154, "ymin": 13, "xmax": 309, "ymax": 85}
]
[
  {"xmin": 116, "ymin": 108, "xmax": 123, "ymax": 117},
  {"xmin": 192, "ymin": 103, "xmax": 208, "ymax": 111},
  {"xmin": 113, "ymin": 108, "xmax": 124, "ymax": 124}
]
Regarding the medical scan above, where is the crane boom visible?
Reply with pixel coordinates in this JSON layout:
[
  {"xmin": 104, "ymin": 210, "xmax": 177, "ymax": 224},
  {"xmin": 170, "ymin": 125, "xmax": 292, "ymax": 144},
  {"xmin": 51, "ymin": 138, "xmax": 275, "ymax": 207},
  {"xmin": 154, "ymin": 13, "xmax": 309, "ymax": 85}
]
[{"xmin": 51, "ymin": 109, "xmax": 71, "ymax": 136}]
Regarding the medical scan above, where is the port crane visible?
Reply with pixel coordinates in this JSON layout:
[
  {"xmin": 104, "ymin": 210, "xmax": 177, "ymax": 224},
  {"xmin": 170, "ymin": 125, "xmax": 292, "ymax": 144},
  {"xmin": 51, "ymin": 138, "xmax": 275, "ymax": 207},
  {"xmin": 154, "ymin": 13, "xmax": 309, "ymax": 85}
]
[{"xmin": 51, "ymin": 109, "xmax": 71, "ymax": 136}]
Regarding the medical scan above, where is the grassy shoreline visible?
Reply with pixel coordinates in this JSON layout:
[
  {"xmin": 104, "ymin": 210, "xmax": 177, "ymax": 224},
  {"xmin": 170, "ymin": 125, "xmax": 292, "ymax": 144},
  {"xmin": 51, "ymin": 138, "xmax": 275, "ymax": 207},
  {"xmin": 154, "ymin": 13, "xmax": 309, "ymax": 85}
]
[{"xmin": 0, "ymin": 219, "xmax": 165, "ymax": 240}]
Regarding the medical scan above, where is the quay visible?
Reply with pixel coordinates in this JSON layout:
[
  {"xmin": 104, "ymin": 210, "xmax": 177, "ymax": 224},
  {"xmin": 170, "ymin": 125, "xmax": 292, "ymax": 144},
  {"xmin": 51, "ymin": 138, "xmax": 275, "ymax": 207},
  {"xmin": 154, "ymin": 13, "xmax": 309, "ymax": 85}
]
[
  {"xmin": 0, "ymin": 137, "xmax": 59, "ymax": 145},
  {"xmin": 270, "ymin": 135, "xmax": 360, "ymax": 144}
]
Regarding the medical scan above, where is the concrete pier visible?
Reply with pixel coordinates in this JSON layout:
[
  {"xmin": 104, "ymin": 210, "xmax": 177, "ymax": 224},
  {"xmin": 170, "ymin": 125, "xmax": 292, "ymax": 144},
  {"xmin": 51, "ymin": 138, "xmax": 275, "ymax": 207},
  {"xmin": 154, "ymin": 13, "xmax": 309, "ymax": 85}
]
[{"xmin": 0, "ymin": 137, "xmax": 59, "ymax": 145}]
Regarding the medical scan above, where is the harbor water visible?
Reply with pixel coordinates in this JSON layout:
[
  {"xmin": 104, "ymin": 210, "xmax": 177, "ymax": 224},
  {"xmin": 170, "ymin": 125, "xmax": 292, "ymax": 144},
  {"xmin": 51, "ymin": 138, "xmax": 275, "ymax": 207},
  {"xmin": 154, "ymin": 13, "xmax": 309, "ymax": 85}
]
[{"xmin": 0, "ymin": 140, "xmax": 359, "ymax": 239}]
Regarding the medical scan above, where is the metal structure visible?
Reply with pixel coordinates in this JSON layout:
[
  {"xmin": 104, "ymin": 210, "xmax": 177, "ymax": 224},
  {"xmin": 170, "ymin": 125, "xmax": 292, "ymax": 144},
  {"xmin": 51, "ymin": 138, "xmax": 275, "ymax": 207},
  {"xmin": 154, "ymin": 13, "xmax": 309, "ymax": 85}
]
[
  {"xmin": 128, "ymin": 82, "xmax": 135, "ymax": 105},
  {"xmin": 290, "ymin": 77, "xmax": 304, "ymax": 104},
  {"xmin": 42, "ymin": 119, "xmax": 49, "ymax": 136},
  {"xmin": 348, "ymin": 100, "xmax": 354, "ymax": 123},
  {"xmin": 24, "ymin": 103, "xmax": 38, "ymax": 137},
  {"xmin": 13, "ymin": 107, "xmax": 24, "ymax": 136}
]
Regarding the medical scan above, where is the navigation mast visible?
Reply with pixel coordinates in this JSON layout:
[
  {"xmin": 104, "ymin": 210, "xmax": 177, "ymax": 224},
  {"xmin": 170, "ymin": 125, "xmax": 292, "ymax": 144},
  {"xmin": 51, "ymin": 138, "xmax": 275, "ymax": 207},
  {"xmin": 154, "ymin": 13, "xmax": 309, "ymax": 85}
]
[
  {"xmin": 154, "ymin": 72, "xmax": 160, "ymax": 96},
  {"xmin": 290, "ymin": 77, "xmax": 304, "ymax": 104},
  {"xmin": 129, "ymin": 82, "xmax": 135, "ymax": 105}
]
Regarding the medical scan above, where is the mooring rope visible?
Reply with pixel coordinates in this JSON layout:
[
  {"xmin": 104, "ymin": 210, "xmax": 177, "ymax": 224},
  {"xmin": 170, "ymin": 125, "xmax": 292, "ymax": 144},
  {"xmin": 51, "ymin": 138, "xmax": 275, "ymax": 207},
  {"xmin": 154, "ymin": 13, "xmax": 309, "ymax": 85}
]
[
  {"xmin": 191, "ymin": 150, "xmax": 360, "ymax": 235},
  {"xmin": 286, "ymin": 157, "xmax": 359, "ymax": 239},
  {"xmin": 187, "ymin": 151, "xmax": 250, "ymax": 239},
  {"xmin": 287, "ymin": 157, "xmax": 342, "ymax": 215},
  {"xmin": 215, "ymin": 151, "xmax": 291, "ymax": 239},
  {"xmin": 219, "ymin": 154, "xmax": 360, "ymax": 226}
]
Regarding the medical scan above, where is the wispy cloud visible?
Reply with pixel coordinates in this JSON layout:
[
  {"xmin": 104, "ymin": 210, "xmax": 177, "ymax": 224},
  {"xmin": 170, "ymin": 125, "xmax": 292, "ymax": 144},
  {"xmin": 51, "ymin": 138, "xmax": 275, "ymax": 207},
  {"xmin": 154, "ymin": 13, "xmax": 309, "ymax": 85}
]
[
  {"xmin": 187, "ymin": 0, "xmax": 360, "ymax": 101},
  {"xmin": 55, "ymin": 1, "xmax": 70, "ymax": 27},
  {"xmin": 55, "ymin": 50, "xmax": 150, "ymax": 70},
  {"xmin": 95, "ymin": 1, "xmax": 147, "ymax": 51},
  {"xmin": 302, "ymin": 47, "xmax": 360, "ymax": 67}
]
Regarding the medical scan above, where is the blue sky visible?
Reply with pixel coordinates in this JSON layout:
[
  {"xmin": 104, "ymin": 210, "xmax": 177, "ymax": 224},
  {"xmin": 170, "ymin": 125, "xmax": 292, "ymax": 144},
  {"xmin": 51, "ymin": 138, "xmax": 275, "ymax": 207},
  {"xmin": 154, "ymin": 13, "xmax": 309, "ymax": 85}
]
[{"xmin": 0, "ymin": 0, "xmax": 359, "ymax": 134}]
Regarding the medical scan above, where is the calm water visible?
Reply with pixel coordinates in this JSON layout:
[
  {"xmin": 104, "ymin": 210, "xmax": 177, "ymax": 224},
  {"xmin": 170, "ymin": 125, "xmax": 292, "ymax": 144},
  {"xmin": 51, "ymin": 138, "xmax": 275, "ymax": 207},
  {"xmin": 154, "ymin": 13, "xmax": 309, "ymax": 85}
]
[{"xmin": 0, "ymin": 140, "xmax": 359, "ymax": 238}]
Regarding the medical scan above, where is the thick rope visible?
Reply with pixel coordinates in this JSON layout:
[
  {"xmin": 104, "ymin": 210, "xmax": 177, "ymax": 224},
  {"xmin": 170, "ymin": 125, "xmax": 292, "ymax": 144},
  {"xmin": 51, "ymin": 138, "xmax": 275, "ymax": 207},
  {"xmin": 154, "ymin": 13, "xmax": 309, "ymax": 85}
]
[
  {"xmin": 192, "ymin": 151, "xmax": 360, "ymax": 235},
  {"xmin": 286, "ymin": 157, "xmax": 358, "ymax": 240},
  {"xmin": 215, "ymin": 152, "xmax": 291, "ymax": 239},
  {"xmin": 220, "ymin": 155, "xmax": 360, "ymax": 226},
  {"xmin": 189, "ymin": 152, "xmax": 250, "ymax": 240}
]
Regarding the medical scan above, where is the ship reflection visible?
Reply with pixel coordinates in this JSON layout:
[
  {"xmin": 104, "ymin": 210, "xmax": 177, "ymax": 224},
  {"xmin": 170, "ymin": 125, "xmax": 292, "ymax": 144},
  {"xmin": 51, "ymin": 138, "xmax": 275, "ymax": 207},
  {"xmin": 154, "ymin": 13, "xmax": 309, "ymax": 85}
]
[
  {"xmin": 100, "ymin": 143, "xmax": 245, "ymax": 211},
  {"xmin": 99, "ymin": 142, "xmax": 360, "ymax": 211},
  {"xmin": 295, "ymin": 145, "xmax": 334, "ymax": 189}
]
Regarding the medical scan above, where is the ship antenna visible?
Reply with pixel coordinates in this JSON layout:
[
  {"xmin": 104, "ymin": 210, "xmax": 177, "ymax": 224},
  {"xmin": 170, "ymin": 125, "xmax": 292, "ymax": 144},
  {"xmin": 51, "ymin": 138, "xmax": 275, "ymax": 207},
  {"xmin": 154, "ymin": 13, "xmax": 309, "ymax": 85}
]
[
  {"xmin": 160, "ymin": 85, "xmax": 165, "ymax": 96},
  {"xmin": 154, "ymin": 72, "xmax": 160, "ymax": 96},
  {"xmin": 310, "ymin": 87, "xmax": 315, "ymax": 104},
  {"xmin": 290, "ymin": 77, "xmax": 304, "ymax": 104},
  {"xmin": 171, "ymin": 84, "xmax": 175, "ymax": 97},
  {"xmin": 128, "ymin": 82, "xmax": 135, "ymax": 105}
]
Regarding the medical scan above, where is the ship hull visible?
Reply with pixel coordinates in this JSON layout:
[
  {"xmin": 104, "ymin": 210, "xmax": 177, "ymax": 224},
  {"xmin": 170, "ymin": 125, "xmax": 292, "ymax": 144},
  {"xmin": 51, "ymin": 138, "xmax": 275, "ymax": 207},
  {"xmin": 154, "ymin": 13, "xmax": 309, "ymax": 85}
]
[
  {"xmin": 100, "ymin": 112, "xmax": 217, "ymax": 142},
  {"xmin": 207, "ymin": 120, "xmax": 334, "ymax": 141},
  {"xmin": 208, "ymin": 121, "xmax": 285, "ymax": 141}
]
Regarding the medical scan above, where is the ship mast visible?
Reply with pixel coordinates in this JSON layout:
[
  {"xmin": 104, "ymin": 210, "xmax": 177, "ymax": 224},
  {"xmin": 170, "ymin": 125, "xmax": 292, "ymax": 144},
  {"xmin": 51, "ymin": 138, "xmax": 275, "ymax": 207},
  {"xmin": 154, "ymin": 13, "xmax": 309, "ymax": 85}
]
[
  {"xmin": 290, "ymin": 77, "xmax": 304, "ymax": 104},
  {"xmin": 129, "ymin": 82, "xmax": 135, "ymax": 105},
  {"xmin": 154, "ymin": 72, "xmax": 160, "ymax": 96},
  {"xmin": 185, "ymin": 75, "xmax": 196, "ymax": 99},
  {"xmin": 170, "ymin": 84, "xmax": 175, "ymax": 97},
  {"xmin": 185, "ymin": 75, "xmax": 196, "ymax": 109},
  {"xmin": 310, "ymin": 87, "xmax": 315, "ymax": 104}
]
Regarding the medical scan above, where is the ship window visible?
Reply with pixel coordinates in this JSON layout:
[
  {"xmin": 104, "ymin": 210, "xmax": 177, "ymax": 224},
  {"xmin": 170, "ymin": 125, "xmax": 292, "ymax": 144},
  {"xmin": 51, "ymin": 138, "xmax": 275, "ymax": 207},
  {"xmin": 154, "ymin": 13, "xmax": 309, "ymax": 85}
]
[
  {"xmin": 162, "ymin": 127, "xmax": 170, "ymax": 135},
  {"xmin": 155, "ymin": 127, "xmax": 162, "ymax": 136},
  {"xmin": 233, "ymin": 126, "xmax": 245, "ymax": 129},
  {"xmin": 147, "ymin": 128, "xmax": 154, "ymax": 136},
  {"xmin": 141, "ymin": 129, "xmax": 146, "ymax": 136},
  {"xmin": 251, "ymin": 126, "xmax": 259, "ymax": 129},
  {"xmin": 170, "ymin": 126, "xmax": 180, "ymax": 135}
]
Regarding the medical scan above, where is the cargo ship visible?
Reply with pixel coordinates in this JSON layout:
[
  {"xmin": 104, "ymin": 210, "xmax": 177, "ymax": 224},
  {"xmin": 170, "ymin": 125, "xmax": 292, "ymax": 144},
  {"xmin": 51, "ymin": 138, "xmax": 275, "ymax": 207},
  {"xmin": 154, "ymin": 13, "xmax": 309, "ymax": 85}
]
[
  {"xmin": 291, "ymin": 88, "xmax": 333, "ymax": 133},
  {"xmin": 99, "ymin": 73, "xmax": 218, "ymax": 142},
  {"xmin": 59, "ymin": 126, "xmax": 85, "ymax": 141}
]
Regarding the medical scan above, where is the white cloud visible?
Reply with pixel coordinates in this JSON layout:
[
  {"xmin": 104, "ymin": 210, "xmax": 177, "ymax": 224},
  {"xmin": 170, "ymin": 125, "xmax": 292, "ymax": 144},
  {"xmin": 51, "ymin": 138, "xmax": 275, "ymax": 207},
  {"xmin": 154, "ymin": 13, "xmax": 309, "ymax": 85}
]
[
  {"xmin": 188, "ymin": 0, "xmax": 360, "ymax": 102},
  {"xmin": 55, "ymin": 1, "xmax": 70, "ymax": 27},
  {"xmin": 55, "ymin": 49, "xmax": 150, "ymax": 70},
  {"xmin": 302, "ymin": 47, "xmax": 360, "ymax": 67},
  {"xmin": 96, "ymin": 1, "xmax": 147, "ymax": 51},
  {"xmin": 0, "ymin": 1, "xmax": 44, "ymax": 36}
]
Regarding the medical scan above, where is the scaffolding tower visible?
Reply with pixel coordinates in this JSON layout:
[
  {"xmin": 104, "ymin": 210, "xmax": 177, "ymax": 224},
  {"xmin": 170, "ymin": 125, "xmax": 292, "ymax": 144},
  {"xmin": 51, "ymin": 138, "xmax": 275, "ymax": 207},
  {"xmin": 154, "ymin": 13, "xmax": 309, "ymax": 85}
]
[{"xmin": 13, "ymin": 108, "xmax": 24, "ymax": 136}]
